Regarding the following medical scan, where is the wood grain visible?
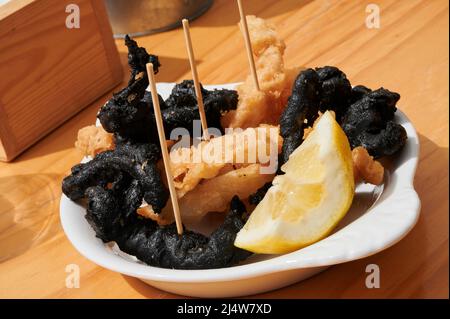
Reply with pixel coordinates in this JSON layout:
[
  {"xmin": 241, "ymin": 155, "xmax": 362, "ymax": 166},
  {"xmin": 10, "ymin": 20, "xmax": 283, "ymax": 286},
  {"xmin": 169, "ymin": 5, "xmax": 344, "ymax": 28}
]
[
  {"xmin": 0, "ymin": 0, "xmax": 123, "ymax": 161},
  {"xmin": 0, "ymin": 0, "xmax": 448, "ymax": 298}
]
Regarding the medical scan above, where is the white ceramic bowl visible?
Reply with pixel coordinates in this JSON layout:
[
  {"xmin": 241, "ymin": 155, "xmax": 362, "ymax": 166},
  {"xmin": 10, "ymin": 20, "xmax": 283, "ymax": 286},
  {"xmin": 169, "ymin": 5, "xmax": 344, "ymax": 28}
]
[{"xmin": 60, "ymin": 83, "xmax": 420, "ymax": 298}]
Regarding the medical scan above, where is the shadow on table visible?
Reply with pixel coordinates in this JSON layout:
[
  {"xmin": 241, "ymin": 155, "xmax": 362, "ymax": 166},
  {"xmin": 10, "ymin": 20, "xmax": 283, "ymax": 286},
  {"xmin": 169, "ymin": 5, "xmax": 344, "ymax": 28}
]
[
  {"xmin": 0, "ymin": 174, "xmax": 62, "ymax": 263},
  {"xmin": 11, "ymin": 94, "xmax": 113, "ymax": 163},
  {"xmin": 122, "ymin": 275, "xmax": 185, "ymax": 299}
]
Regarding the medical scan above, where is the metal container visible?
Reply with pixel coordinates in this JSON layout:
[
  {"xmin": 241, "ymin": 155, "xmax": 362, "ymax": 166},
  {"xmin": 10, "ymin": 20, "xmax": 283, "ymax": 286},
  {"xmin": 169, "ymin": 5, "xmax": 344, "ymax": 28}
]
[{"xmin": 104, "ymin": 0, "xmax": 213, "ymax": 38}]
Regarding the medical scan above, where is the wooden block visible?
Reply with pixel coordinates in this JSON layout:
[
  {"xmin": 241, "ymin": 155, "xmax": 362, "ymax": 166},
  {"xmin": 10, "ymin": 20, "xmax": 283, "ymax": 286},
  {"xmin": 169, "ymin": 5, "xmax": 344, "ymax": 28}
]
[{"xmin": 0, "ymin": 0, "xmax": 123, "ymax": 161}]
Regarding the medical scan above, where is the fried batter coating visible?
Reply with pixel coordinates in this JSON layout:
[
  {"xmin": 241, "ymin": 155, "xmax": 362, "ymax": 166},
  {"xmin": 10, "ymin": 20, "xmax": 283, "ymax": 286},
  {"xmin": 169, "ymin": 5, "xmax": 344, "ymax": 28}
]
[
  {"xmin": 341, "ymin": 88, "xmax": 407, "ymax": 157},
  {"xmin": 221, "ymin": 16, "xmax": 296, "ymax": 128},
  {"xmin": 114, "ymin": 196, "xmax": 252, "ymax": 269},
  {"xmin": 170, "ymin": 125, "xmax": 282, "ymax": 198},
  {"xmin": 142, "ymin": 164, "xmax": 275, "ymax": 225},
  {"xmin": 75, "ymin": 125, "xmax": 114, "ymax": 157},
  {"xmin": 245, "ymin": 15, "xmax": 285, "ymax": 56},
  {"xmin": 352, "ymin": 147, "xmax": 384, "ymax": 185},
  {"xmin": 180, "ymin": 163, "xmax": 274, "ymax": 218}
]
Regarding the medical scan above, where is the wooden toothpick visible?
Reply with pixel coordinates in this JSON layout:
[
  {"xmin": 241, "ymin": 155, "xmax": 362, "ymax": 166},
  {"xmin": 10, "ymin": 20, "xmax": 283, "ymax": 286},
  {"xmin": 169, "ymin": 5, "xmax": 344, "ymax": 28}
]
[
  {"xmin": 237, "ymin": 0, "xmax": 260, "ymax": 91},
  {"xmin": 146, "ymin": 63, "xmax": 183, "ymax": 235},
  {"xmin": 182, "ymin": 18, "xmax": 210, "ymax": 141}
]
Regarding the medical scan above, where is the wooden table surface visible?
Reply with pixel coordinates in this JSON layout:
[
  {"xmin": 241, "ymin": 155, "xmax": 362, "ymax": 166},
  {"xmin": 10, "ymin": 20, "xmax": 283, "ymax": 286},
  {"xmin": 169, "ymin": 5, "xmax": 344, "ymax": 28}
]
[{"xmin": 0, "ymin": 0, "xmax": 448, "ymax": 299}]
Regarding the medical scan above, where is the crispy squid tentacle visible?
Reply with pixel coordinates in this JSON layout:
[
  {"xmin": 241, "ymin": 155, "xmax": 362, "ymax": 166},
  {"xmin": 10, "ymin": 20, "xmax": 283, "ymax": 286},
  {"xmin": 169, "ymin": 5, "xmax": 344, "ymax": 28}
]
[
  {"xmin": 124, "ymin": 34, "xmax": 160, "ymax": 85},
  {"xmin": 97, "ymin": 80, "xmax": 165, "ymax": 144},
  {"xmin": 98, "ymin": 35, "xmax": 162, "ymax": 144}
]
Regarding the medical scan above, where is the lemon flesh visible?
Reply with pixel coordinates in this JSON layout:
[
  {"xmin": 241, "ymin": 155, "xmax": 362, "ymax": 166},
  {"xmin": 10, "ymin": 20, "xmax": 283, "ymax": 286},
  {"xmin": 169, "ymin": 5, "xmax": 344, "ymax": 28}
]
[{"xmin": 234, "ymin": 111, "xmax": 355, "ymax": 254}]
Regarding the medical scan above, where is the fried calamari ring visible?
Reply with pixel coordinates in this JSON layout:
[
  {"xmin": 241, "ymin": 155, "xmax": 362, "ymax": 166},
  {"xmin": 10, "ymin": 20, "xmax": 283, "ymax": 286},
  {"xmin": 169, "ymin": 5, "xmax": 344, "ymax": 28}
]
[
  {"xmin": 316, "ymin": 66, "xmax": 352, "ymax": 122},
  {"xmin": 62, "ymin": 141, "xmax": 169, "ymax": 213},
  {"xmin": 163, "ymin": 80, "xmax": 239, "ymax": 135},
  {"xmin": 251, "ymin": 67, "xmax": 407, "ymax": 205},
  {"xmin": 341, "ymin": 88, "xmax": 407, "ymax": 158},
  {"xmin": 116, "ymin": 196, "xmax": 251, "ymax": 269},
  {"xmin": 84, "ymin": 188, "xmax": 251, "ymax": 269},
  {"xmin": 84, "ymin": 185, "xmax": 140, "ymax": 242},
  {"xmin": 280, "ymin": 67, "xmax": 407, "ymax": 163}
]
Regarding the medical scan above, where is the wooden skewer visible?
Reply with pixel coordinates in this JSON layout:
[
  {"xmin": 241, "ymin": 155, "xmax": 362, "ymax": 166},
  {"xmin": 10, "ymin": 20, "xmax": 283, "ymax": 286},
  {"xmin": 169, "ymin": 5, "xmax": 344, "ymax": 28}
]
[
  {"xmin": 182, "ymin": 18, "xmax": 210, "ymax": 141},
  {"xmin": 146, "ymin": 63, "xmax": 184, "ymax": 235},
  {"xmin": 237, "ymin": 0, "xmax": 260, "ymax": 91}
]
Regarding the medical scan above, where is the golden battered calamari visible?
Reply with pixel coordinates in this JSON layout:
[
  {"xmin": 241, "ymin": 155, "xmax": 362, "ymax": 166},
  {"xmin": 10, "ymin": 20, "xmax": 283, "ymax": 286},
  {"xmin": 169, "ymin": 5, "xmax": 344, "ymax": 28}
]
[
  {"xmin": 352, "ymin": 146, "xmax": 385, "ymax": 185},
  {"xmin": 75, "ymin": 125, "xmax": 114, "ymax": 157},
  {"xmin": 170, "ymin": 125, "xmax": 282, "ymax": 198},
  {"xmin": 138, "ymin": 163, "xmax": 275, "ymax": 225},
  {"xmin": 221, "ymin": 16, "xmax": 300, "ymax": 128}
]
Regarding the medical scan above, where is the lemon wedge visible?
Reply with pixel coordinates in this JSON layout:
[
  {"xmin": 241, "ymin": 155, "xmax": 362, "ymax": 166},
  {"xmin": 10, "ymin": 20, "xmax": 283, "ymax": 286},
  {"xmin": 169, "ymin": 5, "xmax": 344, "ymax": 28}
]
[{"xmin": 234, "ymin": 111, "xmax": 354, "ymax": 254}]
